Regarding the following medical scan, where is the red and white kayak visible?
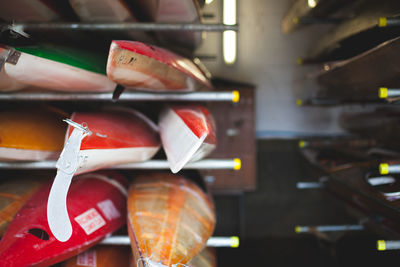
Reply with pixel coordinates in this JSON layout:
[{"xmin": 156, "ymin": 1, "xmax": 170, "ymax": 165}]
[
  {"xmin": 0, "ymin": 172, "xmax": 128, "ymax": 267},
  {"xmin": 68, "ymin": 107, "xmax": 160, "ymax": 175},
  {"xmin": 128, "ymin": 172, "xmax": 216, "ymax": 267},
  {"xmin": 106, "ymin": 40, "xmax": 212, "ymax": 92},
  {"xmin": 0, "ymin": 45, "xmax": 116, "ymax": 93},
  {"xmin": 159, "ymin": 104, "xmax": 216, "ymax": 173},
  {"xmin": 62, "ymin": 245, "xmax": 131, "ymax": 267},
  {"xmin": 0, "ymin": 48, "xmax": 26, "ymax": 91},
  {"xmin": 0, "ymin": 107, "xmax": 66, "ymax": 161}
]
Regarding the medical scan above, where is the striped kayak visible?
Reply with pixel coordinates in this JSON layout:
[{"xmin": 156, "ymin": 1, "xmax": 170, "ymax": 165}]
[
  {"xmin": 188, "ymin": 248, "xmax": 217, "ymax": 267},
  {"xmin": 128, "ymin": 172, "xmax": 215, "ymax": 267}
]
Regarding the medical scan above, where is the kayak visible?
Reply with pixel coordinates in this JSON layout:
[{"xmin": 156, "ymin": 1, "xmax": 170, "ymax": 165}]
[
  {"xmin": 46, "ymin": 107, "xmax": 158, "ymax": 243},
  {"xmin": 159, "ymin": 104, "xmax": 216, "ymax": 173},
  {"xmin": 0, "ymin": 107, "xmax": 66, "ymax": 161},
  {"xmin": 0, "ymin": 0, "xmax": 62, "ymax": 21},
  {"xmin": 62, "ymin": 245, "xmax": 130, "ymax": 267},
  {"xmin": 305, "ymin": 0, "xmax": 400, "ymax": 62},
  {"xmin": 0, "ymin": 45, "xmax": 116, "ymax": 92},
  {"xmin": 188, "ymin": 248, "xmax": 217, "ymax": 267},
  {"xmin": 0, "ymin": 178, "xmax": 48, "ymax": 236},
  {"xmin": 0, "ymin": 0, "xmax": 77, "ymax": 21},
  {"xmin": 317, "ymin": 36, "xmax": 400, "ymax": 100},
  {"xmin": 69, "ymin": 0, "xmax": 152, "ymax": 42},
  {"xmin": 68, "ymin": 107, "xmax": 160, "ymax": 175},
  {"xmin": 0, "ymin": 172, "xmax": 128, "ymax": 267},
  {"xmin": 106, "ymin": 40, "xmax": 212, "ymax": 92},
  {"xmin": 127, "ymin": 172, "xmax": 216, "ymax": 267},
  {"xmin": 134, "ymin": 0, "xmax": 203, "ymax": 49}
]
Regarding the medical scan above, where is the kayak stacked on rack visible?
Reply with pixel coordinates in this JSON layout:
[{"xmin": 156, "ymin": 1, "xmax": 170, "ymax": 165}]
[
  {"xmin": 62, "ymin": 245, "xmax": 131, "ymax": 267},
  {"xmin": 106, "ymin": 40, "xmax": 212, "ymax": 92},
  {"xmin": 0, "ymin": 178, "xmax": 48, "ymax": 236},
  {"xmin": 67, "ymin": 106, "xmax": 160, "ymax": 175},
  {"xmin": 0, "ymin": 40, "xmax": 212, "ymax": 94},
  {"xmin": 159, "ymin": 104, "xmax": 217, "ymax": 173},
  {"xmin": 69, "ymin": 0, "xmax": 153, "ymax": 43},
  {"xmin": 0, "ymin": 107, "xmax": 66, "ymax": 161},
  {"xmin": 0, "ymin": 172, "xmax": 129, "ymax": 266},
  {"xmin": 0, "ymin": 0, "xmax": 76, "ymax": 22},
  {"xmin": 0, "ymin": 45, "xmax": 117, "ymax": 93},
  {"xmin": 127, "ymin": 172, "xmax": 216, "ymax": 267},
  {"xmin": 135, "ymin": 0, "xmax": 204, "ymax": 49}
]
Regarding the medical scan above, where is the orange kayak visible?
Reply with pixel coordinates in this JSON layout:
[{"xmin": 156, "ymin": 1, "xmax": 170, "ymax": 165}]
[
  {"xmin": 188, "ymin": 248, "xmax": 217, "ymax": 267},
  {"xmin": 127, "ymin": 172, "xmax": 216, "ymax": 266},
  {"xmin": 0, "ymin": 107, "xmax": 66, "ymax": 161},
  {"xmin": 62, "ymin": 245, "xmax": 130, "ymax": 267}
]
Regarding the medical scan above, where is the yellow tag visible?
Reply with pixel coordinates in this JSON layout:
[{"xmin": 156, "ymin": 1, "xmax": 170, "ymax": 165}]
[
  {"xmin": 379, "ymin": 17, "xmax": 387, "ymax": 27},
  {"xmin": 296, "ymin": 58, "xmax": 303, "ymax": 65},
  {"xmin": 379, "ymin": 163, "xmax": 389, "ymax": 175},
  {"xmin": 377, "ymin": 240, "xmax": 386, "ymax": 251},
  {"xmin": 231, "ymin": 236, "xmax": 240, "ymax": 248},
  {"xmin": 295, "ymin": 226, "xmax": 302, "ymax": 233},
  {"xmin": 232, "ymin": 90, "xmax": 240, "ymax": 103},
  {"xmin": 293, "ymin": 17, "xmax": 299, "ymax": 24},
  {"xmin": 298, "ymin": 140, "xmax": 306, "ymax": 148},
  {"xmin": 296, "ymin": 99, "xmax": 303, "ymax": 106},
  {"xmin": 379, "ymin": 87, "xmax": 388, "ymax": 98},
  {"xmin": 234, "ymin": 158, "xmax": 241, "ymax": 170}
]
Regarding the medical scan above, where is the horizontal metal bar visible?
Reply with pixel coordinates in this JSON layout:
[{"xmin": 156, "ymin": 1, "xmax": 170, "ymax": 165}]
[
  {"xmin": 377, "ymin": 240, "xmax": 400, "ymax": 251},
  {"xmin": 296, "ymin": 181, "xmax": 324, "ymax": 189},
  {"xmin": 4, "ymin": 22, "xmax": 238, "ymax": 32},
  {"xmin": 295, "ymin": 224, "xmax": 364, "ymax": 233},
  {"xmin": 379, "ymin": 87, "xmax": 400, "ymax": 99},
  {"xmin": 296, "ymin": 177, "xmax": 328, "ymax": 189},
  {"xmin": 378, "ymin": 17, "xmax": 400, "ymax": 27},
  {"xmin": 0, "ymin": 91, "xmax": 239, "ymax": 102},
  {"xmin": 100, "ymin": 236, "xmax": 239, "ymax": 248},
  {"xmin": 0, "ymin": 159, "xmax": 241, "ymax": 170},
  {"xmin": 379, "ymin": 163, "xmax": 400, "ymax": 175}
]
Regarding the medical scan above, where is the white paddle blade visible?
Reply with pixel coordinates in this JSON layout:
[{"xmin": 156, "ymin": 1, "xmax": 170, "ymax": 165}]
[{"xmin": 47, "ymin": 126, "xmax": 86, "ymax": 242}]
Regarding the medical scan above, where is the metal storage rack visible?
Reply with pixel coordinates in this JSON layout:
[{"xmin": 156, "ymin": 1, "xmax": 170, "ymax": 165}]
[{"xmin": 0, "ymin": 13, "xmax": 248, "ymax": 261}]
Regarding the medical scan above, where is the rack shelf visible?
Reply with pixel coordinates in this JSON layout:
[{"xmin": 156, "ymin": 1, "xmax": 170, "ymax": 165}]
[
  {"xmin": 100, "ymin": 236, "xmax": 240, "ymax": 248},
  {"xmin": 0, "ymin": 91, "xmax": 239, "ymax": 102},
  {"xmin": 0, "ymin": 158, "xmax": 241, "ymax": 170},
  {"xmin": 2, "ymin": 22, "xmax": 238, "ymax": 32}
]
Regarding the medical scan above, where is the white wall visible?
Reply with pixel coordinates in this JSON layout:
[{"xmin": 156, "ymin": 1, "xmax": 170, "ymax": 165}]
[{"xmin": 196, "ymin": 0, "xmax": 352, "ymax": 138}]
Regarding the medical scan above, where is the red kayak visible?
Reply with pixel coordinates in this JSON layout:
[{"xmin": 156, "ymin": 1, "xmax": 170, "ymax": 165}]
[
  {"xmin": 69, "ymin": 107, "xmax": 160, "ymax": 175},
  {"xmin": 159, "ymin": 104, "xmax": 216, "ymax": 173},
  {"xmin": 107, "ymin": 40, "xmax": 212, "ymax": 92},
  {"xmin": 0, "ymin": 172, "xmax": 128, "ymax": 267}
]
